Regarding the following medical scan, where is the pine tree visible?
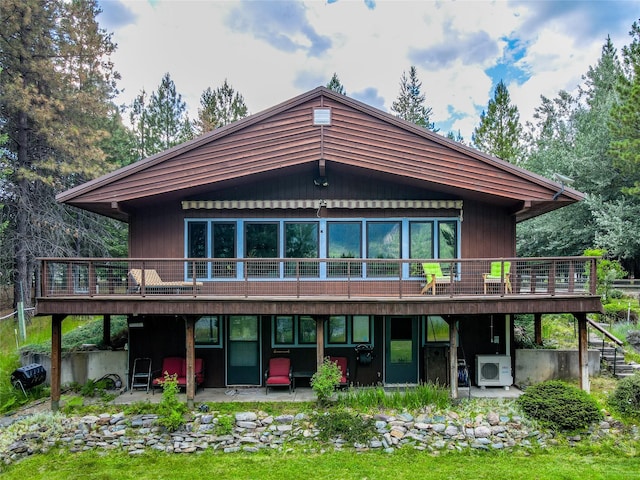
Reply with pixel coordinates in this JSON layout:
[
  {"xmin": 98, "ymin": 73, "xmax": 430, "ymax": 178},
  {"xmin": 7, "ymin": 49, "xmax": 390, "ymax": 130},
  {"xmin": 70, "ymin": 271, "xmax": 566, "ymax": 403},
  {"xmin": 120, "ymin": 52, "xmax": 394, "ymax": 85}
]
[
  {"xmin": 196, "ymin": 79, "xmax": 248, "ymax": 134},
  {"xmin": 326, "ymin": 73, "xmax": 346, "ymax": 95},
  {"xmin": 472, "ymin": 80, "xmax": 523, "ymax": 163},
  {"xmin": 391, "ymin": 66, "xmax": 437, "ymax": 131},
  {"xmin": 0, "ymin": 0, "xmax": 119, "ymax": 306},
  {"xmin": 145, "ymin": 73, "xmax": 193, "ymax": 154},
  {"xmin": 609, "ymin": 22, "xmax": 640, "ymax": 195}
]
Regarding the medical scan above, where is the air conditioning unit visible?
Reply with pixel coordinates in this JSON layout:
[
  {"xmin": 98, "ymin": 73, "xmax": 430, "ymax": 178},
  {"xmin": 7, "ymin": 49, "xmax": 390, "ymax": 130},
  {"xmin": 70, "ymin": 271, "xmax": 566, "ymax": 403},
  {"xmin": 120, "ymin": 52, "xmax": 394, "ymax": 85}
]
[{"xmin": 476, "ymin": 355, "xmax": 512, "ymax": 389}]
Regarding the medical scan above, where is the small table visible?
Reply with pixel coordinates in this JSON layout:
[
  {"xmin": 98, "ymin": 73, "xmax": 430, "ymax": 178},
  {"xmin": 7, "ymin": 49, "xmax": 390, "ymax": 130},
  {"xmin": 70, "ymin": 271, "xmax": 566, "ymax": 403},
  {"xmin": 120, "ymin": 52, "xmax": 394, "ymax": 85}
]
[{"xmin": 292, "ymin": 371, "xmax": 314, "ymax": 391}]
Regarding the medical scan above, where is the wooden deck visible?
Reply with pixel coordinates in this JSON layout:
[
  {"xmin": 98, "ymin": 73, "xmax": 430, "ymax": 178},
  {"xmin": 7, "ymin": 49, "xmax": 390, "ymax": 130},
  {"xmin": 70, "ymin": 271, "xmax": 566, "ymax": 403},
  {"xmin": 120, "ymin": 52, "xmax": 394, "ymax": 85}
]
[{"xmin": 36, "ymin": 256, "xmax": 603, "ymax": 316}]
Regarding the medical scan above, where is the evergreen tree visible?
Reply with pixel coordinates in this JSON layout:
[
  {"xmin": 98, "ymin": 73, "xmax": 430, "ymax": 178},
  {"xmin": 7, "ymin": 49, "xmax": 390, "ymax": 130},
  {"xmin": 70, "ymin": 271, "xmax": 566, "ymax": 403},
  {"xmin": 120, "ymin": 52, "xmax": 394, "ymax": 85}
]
[
  {"xmin": 196, "ymin": 79, "xmax": 248, "ymax": 134},
  {"xmin": 472, "ymin": 80, "xmax": 523, "ymax": 163},
  {"xmin": 391, "ymin": 66, "xmax": 437, "ymax": 131},
  {"xmin": 446, "ymin": 130, "xmax": 464, "ymax": 143},
  {"xmin": 609, "ymin": 22, "xmax": 640, "ymax": 196},
  {"xmin": 145, "ymin": 73, "xmax": 193, "ymax": 154},
  {"xmin": 0, "ymin": 0, "xmax": 119, "ymax": 305},
  {"xmin": 326, "ymin": 73, "xmax": 346, "ymax": 95}
]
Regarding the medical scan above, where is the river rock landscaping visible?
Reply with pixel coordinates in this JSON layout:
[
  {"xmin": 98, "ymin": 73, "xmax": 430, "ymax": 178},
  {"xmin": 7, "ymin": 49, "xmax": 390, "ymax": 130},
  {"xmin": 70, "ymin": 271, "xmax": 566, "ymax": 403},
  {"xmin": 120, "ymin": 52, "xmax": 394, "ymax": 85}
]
[{"xmin": 1, "ymin": 400, "xmax": 635, "ymax": 468}]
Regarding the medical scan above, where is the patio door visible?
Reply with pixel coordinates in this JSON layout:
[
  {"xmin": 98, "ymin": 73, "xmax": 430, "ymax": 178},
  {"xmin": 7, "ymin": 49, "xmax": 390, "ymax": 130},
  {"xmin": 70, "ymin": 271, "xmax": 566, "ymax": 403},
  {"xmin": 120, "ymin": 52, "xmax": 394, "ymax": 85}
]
[
  {"xmin": 385, "ymin": 316, "xmax": 418, "ymax": 384},
  {"xmin": 227, "ymin": 315, "xmax": 261, "ymax": 385}
]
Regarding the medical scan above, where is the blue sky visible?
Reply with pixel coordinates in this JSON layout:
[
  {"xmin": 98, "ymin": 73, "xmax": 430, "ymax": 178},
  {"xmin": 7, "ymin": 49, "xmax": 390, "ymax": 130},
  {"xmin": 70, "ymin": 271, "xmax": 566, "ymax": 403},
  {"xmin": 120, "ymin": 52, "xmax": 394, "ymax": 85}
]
[{"xmin": 98, "ymin": 0, "xmax": 640, "ymax": 140}]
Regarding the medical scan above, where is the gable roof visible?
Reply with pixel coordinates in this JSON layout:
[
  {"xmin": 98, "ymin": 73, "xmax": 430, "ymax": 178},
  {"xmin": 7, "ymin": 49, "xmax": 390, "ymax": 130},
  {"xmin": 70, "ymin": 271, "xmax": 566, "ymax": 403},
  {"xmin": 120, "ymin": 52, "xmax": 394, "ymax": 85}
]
[{"xmin": 58, "ymin": 86, "xmax": 583, "ymax": 222}]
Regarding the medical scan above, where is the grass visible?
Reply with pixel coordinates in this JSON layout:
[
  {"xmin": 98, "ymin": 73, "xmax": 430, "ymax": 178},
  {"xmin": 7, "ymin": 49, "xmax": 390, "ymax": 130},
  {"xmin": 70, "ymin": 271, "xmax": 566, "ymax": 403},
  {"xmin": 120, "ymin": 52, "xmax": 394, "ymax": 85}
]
[
  {"xmin": 2, "ymin": 447, "xmax": 639, "ymax": 479},
  {"xmin": 0, "ymin": 314, "xmax": 127, "ymax": 414},
  {"xmin": 336, "ymin": 383, "xmax": 451, "ymax": 410}
]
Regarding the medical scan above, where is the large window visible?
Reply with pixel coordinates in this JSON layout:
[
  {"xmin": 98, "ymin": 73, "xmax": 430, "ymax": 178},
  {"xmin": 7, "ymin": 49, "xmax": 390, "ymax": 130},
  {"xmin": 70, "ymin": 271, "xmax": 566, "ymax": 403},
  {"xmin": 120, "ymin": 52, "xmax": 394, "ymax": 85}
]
[
  {"xmin": 195, "ymin": 316, "xmax": 222, "ymax": 348},
  {"xmin": 327, "ymin": 315, "xmax": 372, "ymax": 346},
  {"xmin": 272, "ymin": 315, "xmax": 317, "ymax": 347},
  {"xmin": 367, "ymin": 222, "xmax": 400, "ymax": 277},
  {"xmin": 185, "ymin": 217, "xmax": 459, "ymax": 280},
  {"xmin": 285, "ymin": 222, "xmax": 319, "ymax": 277},
  {"xmin": 328, "ymin": 222, "xmax": 362, "ymax": 277},
  {"xmin": 245, "ymin": 223, "xmax": 278, "ymax": 277}
]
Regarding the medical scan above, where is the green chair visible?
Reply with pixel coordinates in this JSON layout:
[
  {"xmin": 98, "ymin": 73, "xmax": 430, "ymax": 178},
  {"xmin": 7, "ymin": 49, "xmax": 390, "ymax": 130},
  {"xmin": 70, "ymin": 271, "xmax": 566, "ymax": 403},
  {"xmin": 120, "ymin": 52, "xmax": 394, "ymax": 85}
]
[
  {"xmin": 483, "ymin": 261, "xmax": 512, "ymax": 294},
  {"xmin": 420, "ymin": 262, "xmax": 451, "ymax": 295}
]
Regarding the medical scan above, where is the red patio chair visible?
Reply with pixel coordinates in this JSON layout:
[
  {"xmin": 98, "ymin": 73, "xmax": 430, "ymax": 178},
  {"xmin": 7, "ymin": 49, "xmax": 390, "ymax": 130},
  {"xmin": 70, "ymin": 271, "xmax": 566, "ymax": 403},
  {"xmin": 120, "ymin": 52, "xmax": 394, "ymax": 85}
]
[
  {"xmin": 264, "ymin": 357, "xmax": 292, "ymax": 394},
  {"xmin": 329, "ymin": 356, "xmax": 350, "ymax": 388}
]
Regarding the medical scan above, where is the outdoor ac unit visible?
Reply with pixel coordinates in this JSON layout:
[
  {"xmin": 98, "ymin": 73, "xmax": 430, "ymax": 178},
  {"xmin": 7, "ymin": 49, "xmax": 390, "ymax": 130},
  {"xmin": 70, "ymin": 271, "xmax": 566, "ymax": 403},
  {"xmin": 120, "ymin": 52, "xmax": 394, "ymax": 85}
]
[{"xmin": 476, "ymin": 355, "xmax": 512, "ymax": 388}]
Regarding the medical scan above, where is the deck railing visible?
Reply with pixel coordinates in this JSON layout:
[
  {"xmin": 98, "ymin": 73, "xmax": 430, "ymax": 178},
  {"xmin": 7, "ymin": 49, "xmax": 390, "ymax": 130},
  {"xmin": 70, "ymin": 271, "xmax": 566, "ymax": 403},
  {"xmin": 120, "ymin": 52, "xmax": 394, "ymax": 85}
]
[{"xmin": 37, "ymin": 256, "xmax": 598, "ymax": 299}]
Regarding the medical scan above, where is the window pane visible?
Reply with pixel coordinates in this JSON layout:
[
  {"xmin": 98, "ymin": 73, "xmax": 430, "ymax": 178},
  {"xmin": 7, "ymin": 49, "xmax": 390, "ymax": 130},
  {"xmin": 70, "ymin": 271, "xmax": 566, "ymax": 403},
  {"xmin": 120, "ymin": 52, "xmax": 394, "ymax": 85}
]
[
  {"xmin": 328, "ymin": 223, "xmax": 361, "ymax": 258},
  {"xmin": 285, "ymin": 223, "xmax": 319, "ymax": 277},
  {"xmin": 367, "ymin": 222, "xmax": 400, "ymax": 277},
  {"xmin": 213, "ymin": 223, "xmax": 236, "ymax": 277},
  {"xmin": 195, "ymin": 316, "xmax": 220, "ymax": 345},
  {"xmin": 188, "ymin": 222, "xmax": 208, "ymax": 278},
  {"xmin": 425, "ymin": 316, "xmax": 449, "ymax": 343},
  {"xmin": 328, "ymin": 316, "xmax": 347, "ymax": 343},
  {"xmin": 438, "ymin": 221, "xmax": 457, "ymax": 259},
  {"xmin": 438, "ymin": 221, "xmax": 457, "ymax": 274},
  {"xmin": 298, "ymin": 316, "xmax": 317, "ymax": 344},
  {"xmin": 410, "ymin": 221, "xmax": 434, "ymax": 277},
  {"xmin": 188, "ymin": 222, "xmax": 207, "ymax": 258},
  {"xmin": 328, "ymin": 223, "xmax": 362, "ymax": 277},
  {"xmin": 246, "ymin": 223, "xmax": 278, "ymax": 277},
  {"xmin": 229, "ymin": 315, "xmax": 258, "ymax": 341},
  {"xmin": 275, "ymin": 316, "xmax": 294, "ymax": 344},
  {"xmin": 352, "ymin": 315, "xmax": 370, "ymax": 343}
]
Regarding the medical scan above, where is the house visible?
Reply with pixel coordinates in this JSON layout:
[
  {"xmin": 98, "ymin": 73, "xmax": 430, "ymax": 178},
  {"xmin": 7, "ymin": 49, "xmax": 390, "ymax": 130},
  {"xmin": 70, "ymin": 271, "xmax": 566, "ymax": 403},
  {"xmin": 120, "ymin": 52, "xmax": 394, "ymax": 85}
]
[{"xmin": 37, "ymin": 86, "xmax": 603, "ymax": 409}]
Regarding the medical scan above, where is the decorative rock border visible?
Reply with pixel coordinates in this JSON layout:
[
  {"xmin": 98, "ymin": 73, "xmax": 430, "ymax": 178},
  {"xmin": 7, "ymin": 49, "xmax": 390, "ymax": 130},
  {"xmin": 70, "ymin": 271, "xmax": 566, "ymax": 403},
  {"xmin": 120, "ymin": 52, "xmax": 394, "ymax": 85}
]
[{"xmin": 0, "ymin": 406, "xmax": 632, "ymax": 468}]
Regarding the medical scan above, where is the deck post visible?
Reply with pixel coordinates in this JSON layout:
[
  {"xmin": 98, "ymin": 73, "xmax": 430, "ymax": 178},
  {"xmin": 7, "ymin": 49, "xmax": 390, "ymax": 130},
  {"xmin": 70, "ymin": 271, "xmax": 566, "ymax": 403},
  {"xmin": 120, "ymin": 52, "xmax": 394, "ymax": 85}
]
[
  {"xmin": 577, "ymin": 313, "xmax": 590, "ymax": 393},
  {"xmin": 51, "ymin": 315, "xmax": 65, "ymax": 411},
  {"xmin": 534, "ymin": 313, "xmax": 543, "ymax": 346},
  {"xmin": 447, "ymin": 318, "xmax": 458, "ymax": 399},
  {"xmin": 185, "ymin": 316, "xmax": 196, "ymax": 408},
  {"xmin": 103, "ymin": 314, "xmax": 111, "ymax": 347},
  {"xmin": 316, "ymin": 317, "xmax": 325, "ymax": 370}
]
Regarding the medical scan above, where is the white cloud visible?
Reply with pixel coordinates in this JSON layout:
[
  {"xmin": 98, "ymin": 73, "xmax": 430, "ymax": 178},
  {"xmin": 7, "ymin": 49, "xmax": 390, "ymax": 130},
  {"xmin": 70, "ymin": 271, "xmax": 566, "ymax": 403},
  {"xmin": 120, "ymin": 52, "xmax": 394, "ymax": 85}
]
[{"xmin": 100, "ymin": 0, "xmax": 640, "ymax": 141}]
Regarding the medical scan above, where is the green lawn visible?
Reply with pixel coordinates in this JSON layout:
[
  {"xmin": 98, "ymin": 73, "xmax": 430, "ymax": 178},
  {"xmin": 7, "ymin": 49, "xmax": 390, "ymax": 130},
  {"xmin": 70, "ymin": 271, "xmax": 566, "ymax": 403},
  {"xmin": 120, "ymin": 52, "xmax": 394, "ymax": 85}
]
[{"xmin": 2, "ymin": 447, "xmax": 639, "ymax": 480}]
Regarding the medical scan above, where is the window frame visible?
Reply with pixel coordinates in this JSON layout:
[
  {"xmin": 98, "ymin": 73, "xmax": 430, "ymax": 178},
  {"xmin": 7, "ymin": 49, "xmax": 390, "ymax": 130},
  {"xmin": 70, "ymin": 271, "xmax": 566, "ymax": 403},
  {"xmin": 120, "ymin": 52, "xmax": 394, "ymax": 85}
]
[
  {"xmin": 194, "ymin": 315, "xmax": 223, "ymax": 349},
  {"xmin": 325, "ymin": 315, "xmax": 374, "ymax": 347},
  {"xmin": 271, "ymin": 315, "xmax": 317, "ymax": 348}
]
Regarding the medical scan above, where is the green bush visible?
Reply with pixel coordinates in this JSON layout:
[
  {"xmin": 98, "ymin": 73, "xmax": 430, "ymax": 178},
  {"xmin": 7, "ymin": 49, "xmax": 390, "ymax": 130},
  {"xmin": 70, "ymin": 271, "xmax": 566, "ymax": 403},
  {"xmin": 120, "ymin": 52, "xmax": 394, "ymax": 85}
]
[
  {"xmin": 156, "ymin": 374, "xmax": 188, "ymax": 432},
  {"xmin": 517, "ymin": 380, "xmax": 602, "ymax": 431},
  {"xmin": 215, "ymin": 414, "xmax": 234, "ymax": 435},
  {"xmin": 313, "ymin": 409, "xmax": 376, "ymax": 444},
  {"xmin": 608, "ymin": 373, "xmax": 640, "ymax": 420},
  {"xmin": 310, "ymin": 358, "xmax": 342, "ymax": 405}
]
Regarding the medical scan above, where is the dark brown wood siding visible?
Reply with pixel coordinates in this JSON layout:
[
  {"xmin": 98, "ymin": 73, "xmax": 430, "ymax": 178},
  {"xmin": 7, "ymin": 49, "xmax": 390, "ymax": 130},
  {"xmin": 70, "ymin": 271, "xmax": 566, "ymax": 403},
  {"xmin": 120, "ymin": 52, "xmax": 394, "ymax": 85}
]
[{"xmin": 461, "ymin": 202, "xmax": 516, "ymax": 258}]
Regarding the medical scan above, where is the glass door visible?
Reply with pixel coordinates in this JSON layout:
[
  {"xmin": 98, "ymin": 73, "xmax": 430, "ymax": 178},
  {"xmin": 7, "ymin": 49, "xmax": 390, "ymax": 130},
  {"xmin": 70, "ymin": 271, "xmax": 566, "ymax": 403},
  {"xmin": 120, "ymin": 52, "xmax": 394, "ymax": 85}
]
[
  {"xmin": 227, "ymin": 315, "xmax": 261, "ymax": 385},
  {"xmin": 385, "ymin": 317, "xmax": 418, "ymax": 384}
]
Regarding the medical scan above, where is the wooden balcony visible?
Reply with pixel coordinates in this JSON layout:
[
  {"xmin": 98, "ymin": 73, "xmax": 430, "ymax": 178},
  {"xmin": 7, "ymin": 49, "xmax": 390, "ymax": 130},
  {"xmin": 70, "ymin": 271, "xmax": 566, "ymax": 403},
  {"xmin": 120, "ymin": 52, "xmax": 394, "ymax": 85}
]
[{"xmin": 36, "ymin": 257, "xmax": 603, "ymax": 317}]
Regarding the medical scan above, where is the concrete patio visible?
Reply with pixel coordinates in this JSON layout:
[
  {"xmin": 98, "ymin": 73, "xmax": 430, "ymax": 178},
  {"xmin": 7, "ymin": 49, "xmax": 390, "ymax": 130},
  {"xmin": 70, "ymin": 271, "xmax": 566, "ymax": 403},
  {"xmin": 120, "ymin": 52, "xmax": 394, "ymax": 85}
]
[{"xmin": 111, "ymin": 385, "xmax": 523, "ymax": 406}]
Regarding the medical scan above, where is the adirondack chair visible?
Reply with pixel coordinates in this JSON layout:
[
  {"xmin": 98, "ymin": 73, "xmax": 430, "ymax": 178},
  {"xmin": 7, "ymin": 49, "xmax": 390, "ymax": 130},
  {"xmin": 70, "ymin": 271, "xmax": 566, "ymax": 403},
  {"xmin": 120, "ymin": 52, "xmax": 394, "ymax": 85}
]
[
  {"xmin": 420, "ymin": 263, "xmax": 451, "ymax": 295},
  {"xmin": 483, "ymin": 261, "xmax": 512, "ymax": 294}
]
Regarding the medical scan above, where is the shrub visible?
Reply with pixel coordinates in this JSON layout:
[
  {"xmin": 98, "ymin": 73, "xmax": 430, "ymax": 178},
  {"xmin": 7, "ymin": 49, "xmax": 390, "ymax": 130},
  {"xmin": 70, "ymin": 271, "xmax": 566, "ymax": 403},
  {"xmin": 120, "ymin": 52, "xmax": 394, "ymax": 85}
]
[
  {"xmin": 608, "ymin": 373, "xmax": 640, "ymax": 420},
  {"xmin": 313, "ymin": 409, "xmax": 376, "ymax": 444},
  {"xmin": 517, "ymin": 380, "xmax": 602, "ymax": 431},
  {"xmin": 214, "ymin": 414, "xmax": 234, "ymax": 435},
  {"xmin": 310, "ymin": 358, "xmax": 342, "ymax": 405},
  {"xmin": 156, "ymin": 373, "xmax": 188, "ymax": 432}
]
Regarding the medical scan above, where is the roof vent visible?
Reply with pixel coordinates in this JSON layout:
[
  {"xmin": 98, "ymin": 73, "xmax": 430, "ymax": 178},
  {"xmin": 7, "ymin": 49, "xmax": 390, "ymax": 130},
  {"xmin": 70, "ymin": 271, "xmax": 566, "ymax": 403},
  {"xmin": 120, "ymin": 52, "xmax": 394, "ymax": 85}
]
[{"xmin": 313, "ymin": 108, "xmax": 331, "ymax": 126}]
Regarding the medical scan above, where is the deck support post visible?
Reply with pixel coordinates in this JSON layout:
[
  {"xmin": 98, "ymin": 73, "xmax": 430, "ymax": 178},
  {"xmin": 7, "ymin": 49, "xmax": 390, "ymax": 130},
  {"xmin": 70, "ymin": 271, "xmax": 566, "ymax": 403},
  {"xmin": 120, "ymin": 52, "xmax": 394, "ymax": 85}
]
[
  {"xmin": 447, "ymin": 318, "xmax": 458, "ymax": 399},
  {"xmin": 576, "ymin": 313, "xmax": 590, "ymax": 393},
  {"xmin": 534, "ymin": 313, "xmax": 543, "ymax": 346},
  {"xmin": 51, "ymin": 314, "xmax": 65, "ymax": 411},
  {"xmin": 185, "ymin": 316, "xmax": 196, "ymax": 408},
  {"xmin": 103, "ymin": 314, "xmax": 111, "ymax": 347},
  {"xmin": 316, "ymin": 317, "xmax": 325, "ymax": 370}
]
